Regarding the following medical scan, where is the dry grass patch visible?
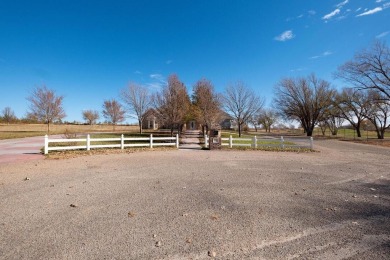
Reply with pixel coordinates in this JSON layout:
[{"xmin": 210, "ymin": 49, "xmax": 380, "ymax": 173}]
[{"xmin": 0, "ymin": 123, "xmax": 139, "ymax": 139}]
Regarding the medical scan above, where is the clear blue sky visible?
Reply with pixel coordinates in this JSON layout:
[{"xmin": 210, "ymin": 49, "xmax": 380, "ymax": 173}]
[{"xmin": 0, "ymin": 0, "xmax": 389, "ymax": 123}]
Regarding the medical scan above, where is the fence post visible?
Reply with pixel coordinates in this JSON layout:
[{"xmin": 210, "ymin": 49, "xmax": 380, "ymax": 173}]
[
  {"xmin": 176, "ymin": 134, "xmax": 179, "ymax": 148},
  {"xmin": 229, "ymin": 135, "xmax": 233, "ymax": 148},
  {"xmin": 310, "ymin": 137, "xmax": 313, "ymax": 149},
  {"xmin": 150, "ymin": 134, "xmax": 153, "ymax": 149},
  {"xmin": 280, "ymin": 136, "xmax": 284, "ymax": 149},
  {"xmin": 205, "ymin": 135, "xmax": 208, "ymax": 148},
  {"xmin": 121, "ymin": 134, "xmax": 124, "ymax": 150},
  {"xmin": 87, "ymin": 134, "xmax": 90, "ymax": 151},
  {"xmin": 44, "ymin": 135, "xmax": 48, "ymax": 154},
  {"xmin": 252, "ymin": 136, "xmax": 257, "ymax": 148}
]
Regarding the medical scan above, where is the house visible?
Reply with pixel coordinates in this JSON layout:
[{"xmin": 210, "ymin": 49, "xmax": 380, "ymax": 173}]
[
  {"xmin": 142, "ymin": 109, "xmax": 236, "ymax": 132},
  {"xmin": 142, "ymin": 108, "xmax": 159, "ymax": 130},
  {"xmin": 219, "ymin": 112, "xmax": 238, "ymax": 130}
]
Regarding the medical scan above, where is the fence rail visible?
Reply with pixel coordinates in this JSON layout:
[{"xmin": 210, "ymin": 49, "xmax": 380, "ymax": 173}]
[
  {"xmin": 44, "ymin": 134, "xmax": 179, "ymax": 154},
  {"xmin": 205, "ymin": 135, "xmax": 313, "ymax": 149}
]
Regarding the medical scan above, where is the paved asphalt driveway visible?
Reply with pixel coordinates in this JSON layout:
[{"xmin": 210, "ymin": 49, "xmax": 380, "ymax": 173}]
[{"xmin": 0, "ymin": 136, "xmax": 44, "ymax": 164}]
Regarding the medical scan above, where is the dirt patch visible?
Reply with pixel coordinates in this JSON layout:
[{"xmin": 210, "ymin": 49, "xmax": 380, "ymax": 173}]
[
  {"xmin": 351, "ymin": 139, "xmax": 390, "ymax": 148},
  {"xmin": 1, "ymin": 140, "xmax": 389, "ymax": 259}
]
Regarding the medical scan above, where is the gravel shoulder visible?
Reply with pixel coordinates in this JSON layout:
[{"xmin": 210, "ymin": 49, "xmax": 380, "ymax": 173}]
[{"xmin": 0, "ymin": 140, "xmax": 389, "ymax": 259}]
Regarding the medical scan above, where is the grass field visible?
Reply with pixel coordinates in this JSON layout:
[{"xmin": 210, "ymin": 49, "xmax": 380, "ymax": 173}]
[{"xmin": 313, "ymin": 128, "xmax": 390, "ymax": 139}]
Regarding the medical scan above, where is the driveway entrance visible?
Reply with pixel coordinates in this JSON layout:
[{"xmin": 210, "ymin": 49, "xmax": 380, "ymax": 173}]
[
  {"xmin": 0, "ymin": 136, "xmax": 44, "ymax": 164},
  {"xmin": 180, "ymin": 130, "xmax": 203, "ymax": 150}
]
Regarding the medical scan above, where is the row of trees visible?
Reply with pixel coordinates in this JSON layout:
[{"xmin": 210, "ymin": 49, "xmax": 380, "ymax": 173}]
[
  {"xmin": 0, "ymin": 107, "xmax": 17, "ymax": 124},
  {"xmin": 3, "ymin": 41, "xmax": 389, "ymax": 138},
  {"xmin": 120, "ymin": 74, "xmax": 264, "ymax": 137},
  {"xmin": 273, "ymin": 41, "xmax": 390, "ymax": 139},
  {"xmin": 12, "ymin": 75, "xmax": 264, "ymax": 136}
]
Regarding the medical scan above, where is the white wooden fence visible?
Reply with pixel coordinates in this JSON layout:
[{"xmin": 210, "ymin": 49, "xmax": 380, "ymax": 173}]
[
  {"xmin": 205, "ymin": 135, "xmax": 313, "ymax": 149},
  {"xmin": 44, "ymin": 134, "xmax": 179, "ymax": 154}
]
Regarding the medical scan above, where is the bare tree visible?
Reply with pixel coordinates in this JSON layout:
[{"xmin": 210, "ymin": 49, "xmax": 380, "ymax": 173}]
[
  {"xmin": 317, "ymin": 103, "xmax": 344, "ymax": 136},
  {"xmin": 222, "ymin": 82, "xmax": 265, "ymax": 137},
  {"xmin": 102, "ymin": 99, "xmax": 125, "ymax": 130},
  {"xmin": 82, "ymin": 110, "xmax": 100, "ymax": 125},
  {"xmin": 363, "ymin": 91, "xmax": 390, "ymax": 139},
  {"xmin": 325, "ymin": 111, "xmax": 345, "ymax": 136},
  {"xmin": 335, "ymin": 88, "xmax": 370, "ymax": 137},
  {"xmin": 1, "ymin": 107, "xmax": 16, "ymax": 124},
  {"xmin": 336, "ymin": 41, "xmax": 390, "ymax": 100},
  {"xmin": 258, "ymin": 109, "xmax": 278, "ymax": 133},
  {"xmin": 192, "ymin": 79, "xmax": 221, "ymax": 135},
  {"xmin": 153, "ymin": 74, "xmax": 191, "ymax": 136},
  {"xmin": 248, "ymin": 115, "xmax": 260, "ymax": 132},
  {"xmin": 26, "ymin": 85, "xmax": 66, "ymax": 133},
  {"xmin": 121, "ymin": 83, "xmax": 151, "ymax": 134},
  {"xmin": 274, "ymin": 74, "xmax": 335, "ymax": 136}
]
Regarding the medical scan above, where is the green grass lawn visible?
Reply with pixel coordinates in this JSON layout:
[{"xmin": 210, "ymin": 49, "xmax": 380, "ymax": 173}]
[{"xmin": 313, "ymin": 128, "xmax": 390, "ymax": 139}]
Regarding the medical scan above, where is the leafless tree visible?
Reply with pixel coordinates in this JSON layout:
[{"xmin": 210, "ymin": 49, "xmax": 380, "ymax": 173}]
[
  {"xmin": 82, "ymin": 110, "xmax": 100, "ymax": 125},
  {"xmin": 1, "ymin": 107, "xmax": 16, "ymax": 124},
  {"xmin": 336, "ymin": 41, "xmax": 390, "ymax": 100},
  {"xmin": 102, "ymin": 99, "xmax": 125, "ymax": 130},
  {"xmin": 192, "ymin": 79, "xmax": 222, "ymax": 135},
  {"xmin": 258, "ymin": 109, "xmax": 279, "ymax": 133},
  {"xmin": 363, "ymin": 91, "xmax": 390, "ymax": 139},
  {"xmin": 334, "ymin": 88, "xmax": 370, "ymax": 137},
  {"xmin": 153, "ymin": 74, "xmax": 191, "ymax": 136},
  {"xmin": 318, "ymin": 103, "xmax": 344, "ymax": 136},
  {"xmin": 248, "ymin": 115, "xmax": 260, "ymax": 132},
  {"xmin": 222, "ymin": 82, "xmax": 265, "ymax": 137},
  {"xmin": 121, "ymin": 83, "xmax": 151, "ymax": 134},
  {"xmin": 26, "ymin": 85, "xmax": 66, "ymax": 133},
  {"xmin": 326, "ymin": 112, "xmax": 344, "ymax": 136},
  {"xmin": 274, "ymin": 74, "xmax": 335, "ymax": 136}
]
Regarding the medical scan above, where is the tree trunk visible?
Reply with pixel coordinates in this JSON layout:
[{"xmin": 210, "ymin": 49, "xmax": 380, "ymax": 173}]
[
  {"xmin": 47, "ymin": 122, "xmax": 50, "ymax": 134},
  {"xmin": 356, "ymin": 127, "xmax": 362, "ymax": 138},
  {"xmin": 306, "ymin": 127, "xmax": 313, "ymax": 136},
  {"xmin": 138, "ymin": 119, "xmax": 142, "ymax": 134},
  {"xmin": 379, "ymin": 129, "xmax": 385, "ymax": 139},
  {"xmin": 375, "ymin": 127, "xmax": 385, "ymax": 139},
  {"xmin": 238, "ymin": 123, "xmax": 242, "ymax": 137},
  {"xmin": 320, "ymin": 126, "xmax": 326, "ymax": 136},
  {"xmin": 178, "ymin": 124, "xmax": 183, "ymax": 136}
]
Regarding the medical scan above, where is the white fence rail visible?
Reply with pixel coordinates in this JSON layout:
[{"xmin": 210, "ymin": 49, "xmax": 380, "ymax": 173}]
[
  {"xmin": 44, "ymin": 134, "xmax": 179, "ymax": 154},
  {"xmin": 205, "ymin": 135, "xmax": 313, "ymax": 149}
]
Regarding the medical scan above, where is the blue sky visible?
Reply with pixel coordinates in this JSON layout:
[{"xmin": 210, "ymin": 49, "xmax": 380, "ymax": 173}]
[{"xmin": 0, "ymin": 0, "xmax": 389, "ymax": 123}]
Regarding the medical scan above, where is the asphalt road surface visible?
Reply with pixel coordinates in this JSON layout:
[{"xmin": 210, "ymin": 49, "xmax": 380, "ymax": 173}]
[{"xmin": 0, "ymin": 139, "xmax": 389, "ymax": 259}]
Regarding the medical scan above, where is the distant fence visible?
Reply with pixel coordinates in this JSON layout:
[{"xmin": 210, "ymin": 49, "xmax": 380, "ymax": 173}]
[
  {"xmin": 44, "ymin": 134, "xmax": 179, "ymax": 154},
  {"xmin": 205, "ymin": 135, "xmax": 313, "ymax": 150}
]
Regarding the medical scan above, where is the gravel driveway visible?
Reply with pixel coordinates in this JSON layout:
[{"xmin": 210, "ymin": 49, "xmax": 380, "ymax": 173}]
[{"xmin": 0, "ymin": 140, "xmax": 389, "ymax": 259}]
